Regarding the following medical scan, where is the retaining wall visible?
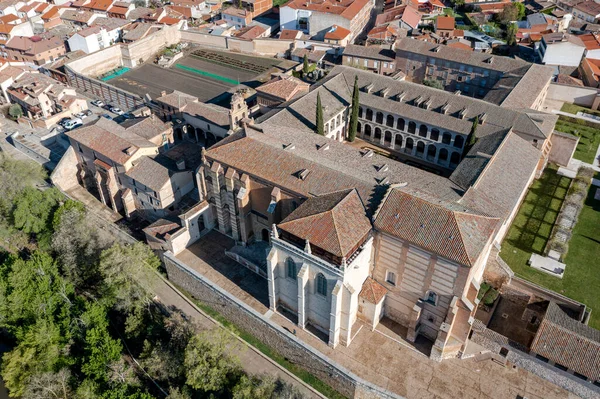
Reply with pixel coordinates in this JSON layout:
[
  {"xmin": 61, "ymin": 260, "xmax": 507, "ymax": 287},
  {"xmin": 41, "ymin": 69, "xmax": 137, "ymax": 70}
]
[
  {"xmin": 547, "ymin": 83, "xmax": 600, "ymax": 109},
  {"xmin": 163, "ymin": 251, "xmax": 404, "ymax": 399}
]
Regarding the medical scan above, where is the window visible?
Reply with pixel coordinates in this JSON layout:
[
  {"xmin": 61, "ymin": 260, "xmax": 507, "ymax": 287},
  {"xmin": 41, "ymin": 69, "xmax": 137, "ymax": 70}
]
[
  {"xmin": 286, "ymin": 257, "xmax": 296, "ymax": 280},
  {"xmin": 383, "ymin": 62, "xmax": 388, "ymax": 68},
  {"xmin": 425, "ymin": 290, "xmax": 437, "ymax": 305},
  {"xmin": 364, "ymin": 59, "xmax": 368, "ymax": 67},
  {"xmin": 389, "ymin": 63, "xmax": 394, "ymax": 69},
  {"xmin": 386, "ymin": 270, "xmax": 396, "ymax": 285},
  {"xmin": 374, "ymin": 61, "xmax": 378, "ymax": 68},
  {"xmin": 316, "ymin": 273, "xmax": 327, "ymax": 296},
  {"xmin": 347, "ymin": 56, "xmax": 352, "ymax": 63}
]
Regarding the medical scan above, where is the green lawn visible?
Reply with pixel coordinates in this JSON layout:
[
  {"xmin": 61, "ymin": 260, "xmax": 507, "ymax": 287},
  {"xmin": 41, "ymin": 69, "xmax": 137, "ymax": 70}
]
[
  {"xmin": 561, "ymin": 103, "xmax": 600, "ymax": 118},
  {"xmin": 500, "ymin": 168, "xmax": 600, "ymax": 329},
  {"xmin": 554, "ymin": 117, "xmax": 600, "ymax": 164}
]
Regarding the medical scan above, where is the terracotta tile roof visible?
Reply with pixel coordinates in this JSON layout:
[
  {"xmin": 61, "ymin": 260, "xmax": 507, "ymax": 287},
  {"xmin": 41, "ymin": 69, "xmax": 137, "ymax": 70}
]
[
  {"xmin": 0, "ymin": 14, "xmax": 19, "ymax": 23},
  {"xmin": 531, "ymin": 302, "xmax": 600, "ymax": 381},
  {"xmin": 41, "ymin": 6, "xmax": 60, "ymax": 20},
  {"xmin": 223, "ymin": 7, "xmax": 249, "ymax": 18},
  {"xmin": 109, "ymin": 5, "xmax": 129, "ymax": 15},
  {"xmin": 167, "ymin": 5, "xmax": 192, "ymax": 18},
  {"xmin": 436, "ymin": 16, "xmax": 455, "ymax": 30},
  {"xmin": 556, "ymin": 73, "xmax": 584, "ymax": 86},
  {"xmin": 86, "ymin": 0, "xmax": 114, "ymax": 11},
  {"xmin": 359, "ymin": 277, "xmax": 387, "ymax": 304},
  {"xmin": 143, "ymin": 218, "xmax": 181, "ymax": 239},
  {"xmin": 160, "ymin": 16, "xmax": 182, "ymax": 25},
  {"xmin": 324, "ymin": 24, "xmax": 351, "ymax": 40},
  {"xmin": 232, "ymin": 25, "xmax": 266, "ymax": 40},
  {"xmin": 256, "ymin": 74, "xmax": 309, "ymax": 101},
  {"xmin": 183, "ymin": 101, "xmax": 230, "ymax": 127},
  {"xmin": 429, "ymin": 0, "xmax": 444, "ymax": 7},
  {"xmin": 374, "ymin": 187, "xmax": 499, "ymax": 266},
  {"xmin": 278, "ymin": 189, "xmax": 372, "ymax": 259},
  {"xmin": 574, "ymin": 0, "xmax": 600, "ymax": 16},
  {"xmin": 580, "ymin": 33, "xmax": 600, "ymax": 50},
  {"xmin": 61, "ymin": 9, "xmax": 97, "ymax": 23},
  {"xmin": 0, "ymin": 24, "xmax": 14, "ymax": 34},
  {"xmin": 279, "ymin": 28, "xmax": 301, "ymax": 40},
  {"xmin": 5, "ymin": 35, "xmax": 65, "ymax": 55},
  {"xmin": 446, "ymin": 39, "xmax": 472, "ymax": 51},
  {"xmin": 284, "ymin": 0, "xmax": 371, "ymax": 21},
  {"xmin": 375, "ymin": 5, "xmax": 405, "ymax": 26},
  {"xmin": 343, "ymin": 44, "xmax": 396, "ymax": 61},
  {"xmin": 401, "ymin": 6, "xmax": 421, "ymax": 29},
  {"xmin": 75, "ymin": 25, "xmax": 103, "ymax": 37}
]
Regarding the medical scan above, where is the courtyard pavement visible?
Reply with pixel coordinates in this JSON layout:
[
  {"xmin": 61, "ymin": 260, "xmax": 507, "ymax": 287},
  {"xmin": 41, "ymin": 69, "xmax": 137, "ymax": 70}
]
[{"xmin": 175, "ymin": 231, "xmax": 580, "ymax": 399}]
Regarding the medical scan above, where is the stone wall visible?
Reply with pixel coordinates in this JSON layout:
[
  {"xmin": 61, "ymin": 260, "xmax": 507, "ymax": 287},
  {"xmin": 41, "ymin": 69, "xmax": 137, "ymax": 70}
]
[
  {"xmin": 547, "ymin": 83, "xmax": 600, "ymax": 109},
  {"xmin": 163, "ymin": 252, "xmax": 404, "ymax": 399}
]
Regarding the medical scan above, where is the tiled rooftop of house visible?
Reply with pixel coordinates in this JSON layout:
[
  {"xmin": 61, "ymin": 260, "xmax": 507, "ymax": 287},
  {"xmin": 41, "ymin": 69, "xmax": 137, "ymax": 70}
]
[{"xmin": 283, "ymin": 0, "xmax": 371, "ymax": 21}]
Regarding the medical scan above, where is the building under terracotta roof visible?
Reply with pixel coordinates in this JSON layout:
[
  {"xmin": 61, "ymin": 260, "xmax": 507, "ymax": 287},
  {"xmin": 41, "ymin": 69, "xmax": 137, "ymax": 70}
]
[
  {"xmin": 373, "ymin": 187, "xmax": 500, "ymax": 267},
  {"xmin": 401, "ymin": 6, "xmax": 421, "ymax": 29},
  {"xmin": 232, "ymin": 25, "xmax": 266, "ymax": 40},
  {"xmin": 580, "ymin": 32, "xmax": 600, "ymax": 50},
  {"xmin": 278, "ymin": 189, "xmax": 372, "ymax": 260},
  {"xmin": 359, "ymin": 277, "xmax": 387, "ymax": 304},
  {"xmin": 279, "ymin": 28, "xmax": 302, "ymax": 40},
  {"xmin": 283, "ymin": 0, "xmax": 371, "ymax": 21},
  {"xmin": 324, "ymin": 24, "xmax": 351, "ymax": 40},
  {"xmin": 256, "ymin": 73, "xmax": 310, "ymax": 103},
  {"xmin": 436, "ymin": 15, "xmax": 455, "ymax": 30}
]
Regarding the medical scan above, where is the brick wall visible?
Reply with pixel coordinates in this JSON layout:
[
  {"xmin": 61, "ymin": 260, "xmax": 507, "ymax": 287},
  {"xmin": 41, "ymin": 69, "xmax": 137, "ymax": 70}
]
[{"xmin": 163, "ymin": 251, "xmax": 403, "ymax": 399}]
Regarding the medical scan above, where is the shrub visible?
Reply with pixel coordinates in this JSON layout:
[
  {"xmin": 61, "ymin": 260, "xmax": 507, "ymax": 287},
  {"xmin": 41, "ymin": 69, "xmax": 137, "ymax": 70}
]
[
  {"xmin": 482, "ymin": 287, "xmax": 499, "ymax": 306},
  {"xmin": 8, "ymin": 104, "xmax": 23, "ymax": 120}
]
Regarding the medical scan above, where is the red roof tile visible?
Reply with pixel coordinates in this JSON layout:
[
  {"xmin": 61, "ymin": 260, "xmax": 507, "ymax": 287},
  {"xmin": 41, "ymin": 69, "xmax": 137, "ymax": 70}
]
[{"xmin": 359, "ymin": 277, "xmax": 387, "ymax": 304}]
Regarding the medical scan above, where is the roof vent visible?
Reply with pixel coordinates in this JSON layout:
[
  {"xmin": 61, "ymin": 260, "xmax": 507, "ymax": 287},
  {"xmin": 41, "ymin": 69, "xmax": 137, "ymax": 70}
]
[
  {"xmin": 283, "ymin": 143, "xmax": 295, "ymax": 151},
  {"xmin": 441, "ymin": 102, "xmax": 450, "ymax": 114},
  {"xmin": 485, "ymin": 56, "xmax": 494, "ymax": 64},
  {"xmin": 365, "ymin": 83, "xmax": 374, "ymax": 93},
  {"xmin": 317, "ymin": 143, "xmax": 329, "ymax": 151},
  {"xmin": 423, "ymin": 99, "xmax": 432, "ymax": 109},
  {"xmin": 479, "ymin": 113, "xmax": 487, "ymax": 125},
  {"xmin": 459, "ymin": 107, "xmax": 467, "ymax": 120},
  {"xmin": 413, "ymin": 95, "xmax": 423, "ymax": 106},
  {"xmin": 361, "ymin": 149, "xmax": 374, "ymax": 158},
  {"xmin": 124, "ymin": 146, "xmax": 136, "ymax": 155},
  {"xmin": 454, "ymin": 90, "xmax": 461, "ymax": 96},
  {"xmin": 432, "ymin": 46, "xmax": 442, "ymax": 52},
  {"xmin": 176, "ymin": 159, "xmax": 185, "ymax": 170},
  {"xmin": 377, "ymin": 163, "xmax": 389, "ymax": 172},
  {"xmin": 295, "ymin": 169, "xmax": 310, "ymax": 180},
  {"xmin": 377, "ymin": 176, "xmax": 389, "ymax": 184}
]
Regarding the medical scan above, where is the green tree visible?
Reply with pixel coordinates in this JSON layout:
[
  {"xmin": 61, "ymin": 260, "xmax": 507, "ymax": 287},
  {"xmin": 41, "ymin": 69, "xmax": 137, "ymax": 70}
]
[
  {"xmin": 166, "ymin": 387, "xmax": 192, "ymax": 399},
  {"xmin": 8, "ymin": 103, "xmax": 23, "ymax": 119},
  {"xmin": 348, "ymin": 76, "xmax": 359, "ymax": 142},
  {"xmin": 302, "ymin": 54, "xmax": 309, "ymax": 75},
  {"xmin": 184, "ymin": 329, "xmax": 242, "ymax": 393},
  {"xmin": 506, "ymin": 22, "xmax": 517, "ymax": 46},
  {"xmin": 315, "ymin": 92, "xmax": 324, "ymax": 136},
  {"xmin": 496, "ymin": 3, "xmax": 523, "ymax": 24},
  {"xmin": 515, "ymin": 2, "xmax": 525, "ymax": 20},
  {"xmin": 12, "ymin": 187, "xmax": 62, "ymax": 235},
  {"xmin": 0, "ymin": 153, "xmax": 47, "ymax": 214},
  {"xmin": 464, "ymin": 116, "xmax": 479, "ymax": 156},
  {"xmin": 423, "ymin": 79, "xmax": 444, "ymax": 90},
  {"xmin": 232, "ymin": 375, "xmax": 276, "ymax": 399}
]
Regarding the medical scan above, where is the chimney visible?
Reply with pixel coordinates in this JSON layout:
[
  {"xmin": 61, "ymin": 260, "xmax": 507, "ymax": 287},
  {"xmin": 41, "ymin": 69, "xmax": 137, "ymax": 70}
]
[
  {"xmin": 176, "ymin": 159, "xmax": 185, "ymax": 170},
  {"xmin": 160, "ymin": 90, "xmax": 167, "ymax": 97}
]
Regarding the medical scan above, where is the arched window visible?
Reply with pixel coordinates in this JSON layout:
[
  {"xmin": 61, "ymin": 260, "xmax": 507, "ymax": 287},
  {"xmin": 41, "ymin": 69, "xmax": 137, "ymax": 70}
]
[
  {"xmin": 405, "ymin": 137, "xmax": 414, "ymax": 152},
  {"xmin": 416, "ymin": 141, "xmax": 425, "ymax": 156},
  {"xmin": 374, "ymin": 127, "xmax": 382, "ymax": 141},
  {"xmin": 442, "ymin": 132, "xmax": 452, "ymax": 145},
  {"xmin": 418, "ymin": 124, "xmax": 428, "ymax": 137},
  {"xmin": 408, "ymin": 121, "xmax": 416, "ymax": 134},
  {"xmin": 450, "ymin": 152, "xmax": 461, "ymax": 165},
  {"xmin": 427, "ymin": 145, "xmax": 436, "ymax": 160},
  {"xmin": 454, "ymin": 135, "xmax": 465, "ymax": 148},
  {"xmin": 384, "ymin": 131, "xmax": 392, "ymax": 145},
  {"xmin": 394, "ymin": 134, "xmax": 403, "ymax": 149},
  {"xmin": 357, "ymin": 122, "xmax": 362, "ymax": 133},
  {"xmin": 439, "ymin": 148, "xmax": 448, "ymax": 162},
  {"xmin": 425, "ymin": 291, "xmax": 437, "ymax": 305},
  {"xmin": 430, "ymin": 128, "xmax": 440, "ymax": 141},
  {"xmin": 366, "ymin": 108, "xmax": 373, "ymax": 121},
  {"xmin": 376, "ymin": 111, "xmax": 384, "ymax": 124},
  {"xmin": 358, "ymin": 107, "xmax": 363, "ymax": 118},
  {"xmin": 386, "ymin": 114, "xmax": 394, "ymax": 127},
  {"xmin": 316, "ymin": 273, "xmax": 327, "ymax": 296},
  {"xmin": 397, "ymin": 118, "xmax": 405, "ymax": 131},
  {"xmin": 286, "ymin": 257, "xmax": 297, "ymax": 280},
  {"xmin": 365, "ymin": 124, "xmax": 372, "ymax": 138}
]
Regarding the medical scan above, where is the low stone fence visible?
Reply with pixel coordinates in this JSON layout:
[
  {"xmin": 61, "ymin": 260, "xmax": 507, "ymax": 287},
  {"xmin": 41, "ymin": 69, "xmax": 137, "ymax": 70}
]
[
  {"xmin": 470, "ymin": 320, "xmax": 600, "ymax": 399},
  {"xmin": 163, "ymin": 251, "xmax": 404, "ymax": 399}
]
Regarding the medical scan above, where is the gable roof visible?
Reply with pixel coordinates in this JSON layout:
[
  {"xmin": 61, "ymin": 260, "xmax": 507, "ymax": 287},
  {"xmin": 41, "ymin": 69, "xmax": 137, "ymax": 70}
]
[
  {"xmin": 436, "ymin": 16, "xmax": 455, "ymax": 30},
  {"xmin": 401, "ymin": 6, "xmax": 421, "ymax": 29},
  {"xmin": 126, "ymin": 156, "xmax": 172, "ymax": 191},
  {"xmin": 324, "ymin": 24, "xmax": 351, "ymax": 40},
  {"xmin": 359, "ymin": 277, "xmax": 387, "ymax": 304},
  {"xmin": 278, "ymin": 189, "xmax": 372, "ymax": 259},
  {"xmin": 373, "ymin": 187, "xmax": 500, "ymax": 266}
]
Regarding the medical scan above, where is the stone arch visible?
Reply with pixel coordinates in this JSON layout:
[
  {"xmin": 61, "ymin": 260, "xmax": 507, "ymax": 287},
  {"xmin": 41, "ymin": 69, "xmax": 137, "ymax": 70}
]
[
  {"xmin": 364, "ymin": 124, "xmax": 372, "ymax": 138},
  {"xmin": 397, "ymin": 118, "xmax": 405, "ymax": 131},
  {"xmin": 384, "ymin": 130, "xmax": 392, "ymax": 146},
  {"xmin": 427, "ymin": 144, "xmax": 436, "ymax": 161},
  {"xmin": 416, "ymin": 141, "xmax": 425, "ymax": 157},
  {"xmin": 358, "ymin": 107, "xmax": 363, "ymax": 118},
  {"xmin": 454, "ymin": 135, "xmax": 465, "ymax": 148},
  {"xmin": 206, "ymin": 132, "xmax": 217, "ymax": 147},
  {"xmin": 408, "ymin": 121, "xmax": 416, "ymax": 134},
  {"xmin": 376, "ymin": 111, "xmax": 384, "ymax": 124},
  {"xmin": 366, "ymin": 108, "xmax": 373, "ymax": 121},
  {"xmin": 439, "ymin": 148, "xmax": 448, "ymax": 163},
  {"xmin": 450, "ymin": 151, "xmax": 461, "ymax": 165},
  {"xmin": 357, "ymin": 122, "xmax": 362, "ymax": 133},
  {"xmin": 394, "ymin": 134, "xmax": 403, "ymax": 150},
  {"xmin": 430, "ymin": 128, "xmax": 440, "ymax": 141},
  {"xmin": 386, "ymin": 114, "xmax": 394, "ymax": 127},
  {"xmin": 374, "ymin": 127, "xmax": 382, "ymax": 141},
  {"xmin": 442, "ymin": 132, "xmax": 452, "ymax": 145},
  {"xmin": 405, "ymin": 137, "xmax": 414, "ymax": 153},
  {"xmin": 418, "ymin": 124, "xmax": 428, "ymax": 138}
]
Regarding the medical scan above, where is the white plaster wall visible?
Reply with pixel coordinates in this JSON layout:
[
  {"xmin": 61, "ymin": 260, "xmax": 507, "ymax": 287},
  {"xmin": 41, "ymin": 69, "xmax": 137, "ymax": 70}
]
[
  {"xmin": 280, "ymin": 6, "xmax": 302, "ymax": 31},
  {"xmin": 68, "ymin": 34, "xmax": 98, "ymax": 54},
  {"xmin": 542, "ymin": 42, "xmax": 585, "ymax": 66}
]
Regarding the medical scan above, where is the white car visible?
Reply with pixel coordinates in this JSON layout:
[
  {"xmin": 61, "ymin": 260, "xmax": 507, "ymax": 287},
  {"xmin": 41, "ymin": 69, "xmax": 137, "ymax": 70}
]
[
  {"xmin": 91, "ymin": 100, "xmax": 105, "ymax": 107},
  {"xmin": 110, "ymin": 107, "xmax": 124, "ymax": 115},
  {"xmin": 75, "ymin": 112, "xmax": 87, "ymax": 119},
  {"xmin": 63, "ymin": 118, "xmax": 83, "ymax": 130}
]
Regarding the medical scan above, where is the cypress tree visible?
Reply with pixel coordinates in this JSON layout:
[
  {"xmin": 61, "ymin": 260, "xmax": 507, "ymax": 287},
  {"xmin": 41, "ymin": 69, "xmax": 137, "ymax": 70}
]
[
  {"xmin": 464, "ymin": 115, "xmax": 479, "ymax": 156},
  {"xmin": 316, "ymin": 92, "xmax": 324, "ymax": 136},
  {"xmin": 302, "ymin": 54, "xmax": 309, "ymax": 75},
  {"xmin": 348, "ymin": 75, "xmax": 360, "ymax": 142}
]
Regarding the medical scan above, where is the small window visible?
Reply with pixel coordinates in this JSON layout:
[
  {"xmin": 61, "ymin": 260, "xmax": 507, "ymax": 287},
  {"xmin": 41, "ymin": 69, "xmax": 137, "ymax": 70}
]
[
  {"xmin": 425, "ymin": 290, "xmax": 437, "ymax": 305},
  {"xmin": 499, "ymin": 347, "xmax": 509, "ymax": 357},
  {"xmin": 316, "ymin": 273, "xmax": 327, "ymax": 296},
  {"xmin": 286, "ymin": 257, "xmax": 296, "ymax": 280},
  {"xmin": 386, "ymin": 270, "xmax": 396, "ymax": 286}
]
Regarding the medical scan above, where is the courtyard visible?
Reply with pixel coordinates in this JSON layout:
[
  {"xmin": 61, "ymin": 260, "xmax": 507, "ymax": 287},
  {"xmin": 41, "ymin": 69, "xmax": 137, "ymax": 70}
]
[
  {"xmin": 500, "ymin": 166, "xmax": 600, "ymax": 329},
  {"xmin": 174, "ymin": 231, "xmax": 576, "ymax": 399},
  {"xmin": 557, "ymin": 103, "xmax": 600, "ymax": 164}
]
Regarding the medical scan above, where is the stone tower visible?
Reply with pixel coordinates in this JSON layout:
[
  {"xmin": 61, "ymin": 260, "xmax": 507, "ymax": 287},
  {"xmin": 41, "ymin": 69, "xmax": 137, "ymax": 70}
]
[{"xmin": 228, "ymin": 91, "xmax": 249, "ymax": 130}]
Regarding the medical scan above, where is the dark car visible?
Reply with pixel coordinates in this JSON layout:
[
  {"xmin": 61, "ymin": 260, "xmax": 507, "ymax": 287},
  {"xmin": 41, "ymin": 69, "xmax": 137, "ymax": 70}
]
[
  {"xmin": 84, "ymin": 109, "xmax": 93, "ymax": 116},
  {"xmin": 101, "ymin": 114, "xmax": 112, "ymax": 119},
  {"xmin": 58, "ymin": 117, "xmax": 71, "ymax": 126}
]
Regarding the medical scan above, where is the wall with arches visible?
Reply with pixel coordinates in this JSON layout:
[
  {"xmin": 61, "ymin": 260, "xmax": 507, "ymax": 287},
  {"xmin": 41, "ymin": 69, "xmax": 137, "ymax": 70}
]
[{"xmin": 357, "ymin": 105, "xmax": 466, "ymax": 168}]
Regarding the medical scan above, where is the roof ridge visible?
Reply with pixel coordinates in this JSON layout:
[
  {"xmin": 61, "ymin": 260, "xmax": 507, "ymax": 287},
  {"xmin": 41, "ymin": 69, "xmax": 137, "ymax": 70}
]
[{"xmin": 449, "ymin": 211, "xmax": 473, "ymax": 267}]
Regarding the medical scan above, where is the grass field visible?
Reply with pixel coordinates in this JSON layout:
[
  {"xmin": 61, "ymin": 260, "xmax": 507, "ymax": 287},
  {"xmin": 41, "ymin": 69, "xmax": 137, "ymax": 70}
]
[
  {"xmin": 500, "ymin": 167, "xmax": 600, "ymax": 329},
  {"xmin": 554, "ymin": 117, "xmax": 600, "ymax": 164},
  {"xmin": 561, "ymin": 103, "xmax": 600, "ymax": 118}
]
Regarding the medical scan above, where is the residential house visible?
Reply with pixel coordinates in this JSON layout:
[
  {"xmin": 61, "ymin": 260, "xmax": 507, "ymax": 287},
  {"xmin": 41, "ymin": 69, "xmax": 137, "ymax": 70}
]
[
  {"xmin": 92, "ymin": 16, "xmax": 130, "ymax": 43},
  {"xmin": 324, "ymin": 24, "xmax": 352, "ymax": 46},
  {"xmin": 572, "ymin": 0, "xmax": 600, "ymax": 24},
  {"xmin": 580, "ymin": 32, "xmax": 600, "ymax": 59},
  {"xmin": 537, "ymin": 32, "xmax": 586, "ymax": 66},
  {"xmin": 5, "ymin": 35, "xmax": 67, "ymax": 65},
  {"xmin": 222, "ymin": 7, "xmax": 252, "ymax": 28},
  {"xmin": 367, "ymin": 24, "xmax": 404, "ymax": 43},
  {"xmin": 231, "ymin": 24, "xmax": 267, "ymax": 40},
  {"xmin": 280, "ymin": 0, "xmax": 373, "ymax": 42},
  {"xmin": 0, "ymin": 61, "xmax": 26, "ymax": 102},
  {"xmin": 343, "ymin": 44, "xmax": 397, "ymax": 75},
  {"xmin": 61, "ymin": 9, "xmax": 101, "ymax": 27},
  {"xmin": 107, "ymin": 1, "xmax": 133, "ymax": 19},
  {"xmin": 580, "ymin": 56, "xmax": 600, "ymax": 86},
  {"xmin": 434, "ymin": 16, "xmax": 455, "ymax": 38},
  {"xmin": 40, "ymin": 6, "xmax": 63, "ymax": 30},
  {"xmin": 17, "ymin": 1, "xmax": 52, "ymax": 19},
  {"xmin": 7, "ymin": 72, "xmax": 88, "ymax": 127},
  {"xmin": 0, "ymin": 0, "xmax": 24, "ymax": 17},
  {"xmin": 67, "ymin": 25, "xmax": 111, "ymax": 54},
  {"xmin": 0, "ymin": 14, "xmax": 34, "ymax": 51},
  {"xmin": 238, "ymin": 0, "xmax": 272, "ymax": 17},
  {"xmin": 279, "ymin": 28, "xmax": 303, "ymax": 40},
  {"xmin": 291, "ymin": 46, "xmax": 327, "ymax": 68},
  {"xmin": 400, "ymin": 6, "xmax": 421, "ymax": 31},
  {"xmin": 122, "ymin": 22, "xmax": 159, "ymax": 42}
]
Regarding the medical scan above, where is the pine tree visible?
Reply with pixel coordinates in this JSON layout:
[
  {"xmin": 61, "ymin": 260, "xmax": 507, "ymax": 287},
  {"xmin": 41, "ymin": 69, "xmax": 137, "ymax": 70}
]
[
  {"xmin": 316, "ymin": 92, "xmax": 324, "ymax": 136},
  {"xmin": 348, "ymin": 75, "xmax": 360, "ymax": 142}
]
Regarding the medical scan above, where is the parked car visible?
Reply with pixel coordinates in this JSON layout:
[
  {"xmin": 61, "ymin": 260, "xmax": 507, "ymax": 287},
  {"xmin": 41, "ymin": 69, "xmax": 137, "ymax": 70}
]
[
  {"xmin": 110, "ymin": 107, "xmax": 124, "ymax": 115},
  {"xmin": 63, "ymin": 118, "xmax": 83, "ymax": 130},
  {"xmin": 90, "ymin": 100, "xmax": 104, "ymax": 107},
  {"xmin": 58, "ymin": 117, "xmax": 71, "ymax": 127},
  {"xmin": 75, "ymin": 112, "xmax": 87, "ymax": 119},
  {"xmin": 84, "ymin": 109, "xmax": 93, "ymax": 116},
  {"xmin": 123, "ymin": 112, "xmax": 134, "ymax": 119},
  {"xmin": 101, "ymin": 114, "xmax": 112, "ymax": 120}
]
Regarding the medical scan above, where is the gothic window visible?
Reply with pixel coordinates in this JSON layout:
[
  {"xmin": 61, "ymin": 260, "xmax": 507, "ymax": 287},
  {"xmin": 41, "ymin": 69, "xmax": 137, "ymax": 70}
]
[
  {"xmin": 286, "ymin": 257, "xmax": 297, "ymax": 280},
  {"xmin": 316, "ymin": 273, "xmax": 327, "ymax": 296}
]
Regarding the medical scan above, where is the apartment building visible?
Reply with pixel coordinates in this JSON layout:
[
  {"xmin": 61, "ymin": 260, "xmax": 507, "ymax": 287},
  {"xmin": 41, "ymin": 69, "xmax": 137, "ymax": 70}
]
[
  {"xmin": 5, "ymin": 35, "xmax": 66, "ymax": 64},
  {"xmin": 342, "ymin": 44, "xmax": 397, "ymax": 75}
]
